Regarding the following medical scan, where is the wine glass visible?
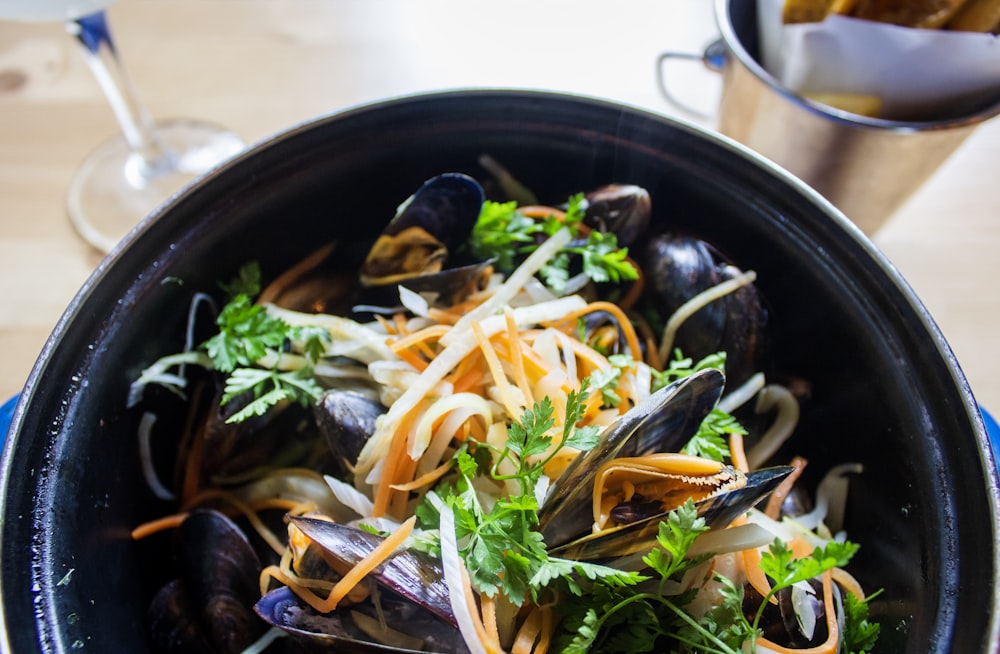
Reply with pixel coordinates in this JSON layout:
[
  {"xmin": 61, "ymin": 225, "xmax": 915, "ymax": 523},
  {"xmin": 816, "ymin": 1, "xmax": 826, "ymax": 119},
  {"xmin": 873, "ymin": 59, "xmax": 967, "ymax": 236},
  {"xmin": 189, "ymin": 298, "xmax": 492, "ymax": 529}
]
[{"xmin": 0, "ymin": 0, "xmax": 245, "ymax": 253}]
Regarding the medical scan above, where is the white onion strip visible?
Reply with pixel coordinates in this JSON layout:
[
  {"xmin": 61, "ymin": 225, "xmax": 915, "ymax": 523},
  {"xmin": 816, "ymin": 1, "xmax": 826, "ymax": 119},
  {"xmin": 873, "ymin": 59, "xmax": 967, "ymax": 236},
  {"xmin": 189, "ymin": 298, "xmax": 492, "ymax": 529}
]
[
  {"xmin": 408, "ymin": 393, "xmax": 494, "ymax": 460},
  {"xmin": 137, "ymin": 412, "xmax": 176, "ymax": 501},
  {"xmin": 355, "ymin": 296, "xmax": 586, "ymax": 483},
  {"xmin": 717, "ymin": 372, "xmax": 766, "ymax": 414},
  {"xmin": 441, "ymin": 228, "xmax": 573, "ymax": 346},
  {"xmin": 657, "ymin": 270, "xmax": 757, "ymax": 364},
  {"xmin": 746, "ymin": 384, "xmax": 800, "ymax": 470},
  {"xmin": 427, "ymin": 492, "xmax": 493, "ymax": 654}
]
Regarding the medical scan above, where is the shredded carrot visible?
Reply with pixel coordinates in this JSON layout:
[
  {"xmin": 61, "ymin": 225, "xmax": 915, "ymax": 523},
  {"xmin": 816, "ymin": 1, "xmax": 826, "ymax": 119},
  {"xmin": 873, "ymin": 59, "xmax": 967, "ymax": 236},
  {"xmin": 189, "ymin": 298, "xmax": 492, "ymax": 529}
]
[
  {"xmin": 496, "ymin": 333, "xmax": 562, "ymax": 389},
  {"xmin": 547, "ymin": 301, "xmax": 643, "ymax": 364},
  {"xmin": 831, "ymin": 566, "xmax": 866, "ymax": 600},
  {"xmin": 512, "ymin": 606, "xmax": 542, "ymax": 654},
  {"xmin": 428, "ymin": 306, "xmax": 467, "ymax": 325},
  {"xmin": 390, "ymin": 458, "xmax": 454, "ymax": 491},
  {"xmin": 460, "ymin": 561, "xmax": 506, "ymax": 654},
  {"xmin": 390, "ymin": 323, "xmax": 451, "ymax": 353},
  {"xmin": 755, "ymin": 570, "xmax": 839, "ymax": 654},
  {"xmin": 480, "ymin": 593, "xmax": 502, "ymax": 651},
  {"xmin": 740, "ymin": 538, "xmax": 777, "ymax": 605},
  {"xmin": 765, "ymin": 456, "xmax": 808, "ymax": 519},
  {"xmin": 729, "ymin": 432, "xmax": 750, "ymax": 474},
  {"xmin": 505, "ymin": 306, "xmax": 535, "ymax": 407},
  {"xmin": 372, "ymin": 407, "xmax": 420, "ymax": 518},
  {"xmin": 391, "ymin": 345, "xmax": 429, "ymax": 372},
  {"xmin": 472, "ymin": 319, "xmax": 522, "ymax": 419},
  {"xmin": 535, "ymin": 606, "xmax": 553, "ymax": 654},
  {"xmin": 131, "ymin": 512, "xmax": 188, "ymax": 540},
  {"xmin": 318, "ymin": 515, "xmax": 416, "ymax": 612},
  {"xmin": 392, "ymin": 312, "xmax": 409, "ymax": 335},
  {"xmin": 520, "ymin": 206, "xmax": 565, "ymax": 220},
  {"xmin": 181, "ymin": 488, "xmax": 287, "ymax": 555},
  {"xmin": 374, "ymin": 313, "xmax": 397, "ymax": 335}
]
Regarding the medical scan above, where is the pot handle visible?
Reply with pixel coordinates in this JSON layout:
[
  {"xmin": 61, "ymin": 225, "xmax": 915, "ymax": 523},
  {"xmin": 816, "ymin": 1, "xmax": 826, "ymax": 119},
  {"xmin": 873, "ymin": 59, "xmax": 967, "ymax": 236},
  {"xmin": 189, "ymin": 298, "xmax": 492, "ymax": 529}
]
[{"xmin": 656, "ymin": 38, "xmax": 727, "ymax": 119}]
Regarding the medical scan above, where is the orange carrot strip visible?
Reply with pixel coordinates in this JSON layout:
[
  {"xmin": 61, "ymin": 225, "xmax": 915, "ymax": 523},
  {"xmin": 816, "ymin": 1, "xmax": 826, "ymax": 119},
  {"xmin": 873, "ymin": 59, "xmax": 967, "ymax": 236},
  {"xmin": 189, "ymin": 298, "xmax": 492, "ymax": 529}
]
[
  {"xmin": 535, "ymin": 606, "xmax": 553, "ymax": 654},
  {"xmin": 765, "ymin": 456, "xmax": 808, "ymax": 519},
  {"xmin": 427, "ymin": 307, "xmax": 462, "ymax": 324},
  {"xmin": 730, "ymin": 433, "xmax": 750, "ymax": 474},
  {"xmin": 755, "ymin": 570, "xmax": 839, "ymax": 654},
  {"xmin": 392, "ymin": 312, "xmax": 409, "ymax": 335},
  {"xmin": 131, "ymin": 513, "xmax": 188, "ymax": 540},
  {"xmin": 512, "ymin": 606, "xmax": 542, "ymax": 654},
  {"xmin": 832, "ymin": 566, "xmax": 866, "ymax": 600},
  {"xmin": 375, "ymin": 313, "xmax": 398, "ymax": 336},
  {"xmin": 740, "ymin": 536, "xmax": 777, "ymax": 606},
  {"xmin": 505, "ymin": 306, "xmax": 535, "ymax": 407},
  {"xmin": 545, "ymin": 301, "xmax": 643, "ymax": 364},
  {"xmin": 390, "ymin": 324, "xmax": 451, "ymax": 353},
  {"xmin": 520, "ymin": 205, "xmax": 565, "ymax": 220},
  {"xmin": 472, "ymin": 319, "xmax": 521, "ymax": 419},
  {"xmin": 480, "ymin": 594, "xmax": 502, "ymax": 652},
  {"xmin": 459, "ymin": 563, "xmax": 505, "ymax": 654},
  {"xmin": 320, "ymin": 516, "xmax": 417, "ymax": 612},
  {"xmin": 372, "ymin": 407, "xmax": 420, "ymax": 517},
  {"xmin": 392, "ymin": 345, "xmax": 429, "ymax": 372},
  {"xmin": 390, "ymin": 458, "xmax": 454, "ymax": 491}
]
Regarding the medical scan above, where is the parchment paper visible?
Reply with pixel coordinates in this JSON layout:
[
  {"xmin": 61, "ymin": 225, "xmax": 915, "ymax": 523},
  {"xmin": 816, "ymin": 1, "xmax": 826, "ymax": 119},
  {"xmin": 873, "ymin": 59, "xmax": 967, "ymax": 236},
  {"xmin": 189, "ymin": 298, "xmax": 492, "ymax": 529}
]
[{"xmin": 757, "ymin": 0, "xmax": 1000, "ymax": 120}]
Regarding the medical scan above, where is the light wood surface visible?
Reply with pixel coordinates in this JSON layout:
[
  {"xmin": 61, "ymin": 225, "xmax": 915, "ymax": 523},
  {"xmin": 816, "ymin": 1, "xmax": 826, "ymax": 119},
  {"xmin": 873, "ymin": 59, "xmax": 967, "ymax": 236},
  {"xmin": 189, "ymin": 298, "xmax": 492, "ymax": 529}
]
[{"xmin": 1, "ymin": 0, "xmax": 998, "ymax": 417}]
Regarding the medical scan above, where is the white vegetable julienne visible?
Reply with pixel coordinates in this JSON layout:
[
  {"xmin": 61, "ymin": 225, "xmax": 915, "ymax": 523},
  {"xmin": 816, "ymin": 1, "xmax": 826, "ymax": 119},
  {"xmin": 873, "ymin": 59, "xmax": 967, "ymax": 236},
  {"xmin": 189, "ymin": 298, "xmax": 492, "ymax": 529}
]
[
  {"xmin": 441, "ymin": 227, "xmax": 573, "ymax": 346},
  {"xmin": 137, "ymin": 412, "xmax": 176, "ymax": 501},
  {"xmin": 657, "ymin": 270, "xmax": 757, "ymax": 364},
  {"xmin": 717, "ymin": 372, "xmax": 766, "ymax": 414},
  {"xmin": 747, "ymin": 384, "xmax": 800, "ymax": 469},
  {"xmin": 354, "ymin": 295, "xmax": 587, "ymax": 482},
  {"xmin": 427, "ymin": 491, "xmax": 492, "ymax": 654},
  {"xmin": 408, "ymin": 393, "xmax": 494, "ymax": 459},
  {"xmin": 264, "ymin": 304, "xmax": 395, "ymax": 363},
  {"xmin": 324, "ymin": 474, "xmax": 375, "ymax": 518},
  {"xmin": 398, "ymin": 286, "xmax": 431, "ymax": 318}
]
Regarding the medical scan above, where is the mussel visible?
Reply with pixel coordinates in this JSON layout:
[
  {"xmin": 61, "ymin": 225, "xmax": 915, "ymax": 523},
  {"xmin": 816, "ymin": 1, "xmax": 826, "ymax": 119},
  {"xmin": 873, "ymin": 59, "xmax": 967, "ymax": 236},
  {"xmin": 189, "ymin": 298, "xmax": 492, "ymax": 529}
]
[
  {"xmin": 581, "ymin": 183, "xmax": 651, "ymax": 249},
  {"xmin": 147, "ymin": 510, "xmax": 266, "ymax": 654},
  {"xmin": 314, "ymin": 389, "xmax": 386, "ymax": 477},
  {"xmin": 253, "ymin": 517, "xmax": 463, "ymax": 652},
  {"xmin": 639, "ymin": 234, "xmax": 767, "ymax": 387},
  {"xmin": 540, "ymin": 368, "xmax": 792, "ymax": 561},
  {"xmin": 358, "ymin": 173, "xmax": 492, "ymax": 304}
]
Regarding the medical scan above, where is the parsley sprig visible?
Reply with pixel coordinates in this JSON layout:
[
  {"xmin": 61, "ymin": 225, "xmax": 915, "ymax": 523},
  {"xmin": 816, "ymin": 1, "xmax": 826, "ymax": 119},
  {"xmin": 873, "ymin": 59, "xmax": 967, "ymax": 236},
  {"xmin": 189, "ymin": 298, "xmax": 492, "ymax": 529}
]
[
  {"xmin": 134, "ymin": 262, "xmax": 328, "ymax": 423},
  {"xmin": 557, "ymin": 505, "xmax": 869, "ymax": 654},
  {"xmin": 468, "ymin": 194, "xmax": 638, "ymax": 294},
  {"xmin": 420, "ymin": 381, "xmax": 639, "ymax": 606}
]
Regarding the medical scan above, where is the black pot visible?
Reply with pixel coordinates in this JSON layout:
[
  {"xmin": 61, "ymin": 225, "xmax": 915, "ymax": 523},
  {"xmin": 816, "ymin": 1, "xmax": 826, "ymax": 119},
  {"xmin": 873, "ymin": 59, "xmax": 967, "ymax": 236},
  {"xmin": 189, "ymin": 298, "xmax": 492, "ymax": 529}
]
[{"xmin": 2, "ymin": 90, "xmax": 997, "ymax": 652}]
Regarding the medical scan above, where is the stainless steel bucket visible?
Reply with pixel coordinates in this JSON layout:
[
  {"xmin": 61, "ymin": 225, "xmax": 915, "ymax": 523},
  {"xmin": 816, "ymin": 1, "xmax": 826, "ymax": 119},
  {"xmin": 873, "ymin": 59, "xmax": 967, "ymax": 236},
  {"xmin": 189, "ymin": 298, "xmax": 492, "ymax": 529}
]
[{"xmin": 659, "ymin": 0, "xmax": 1000, "ymax": 234}]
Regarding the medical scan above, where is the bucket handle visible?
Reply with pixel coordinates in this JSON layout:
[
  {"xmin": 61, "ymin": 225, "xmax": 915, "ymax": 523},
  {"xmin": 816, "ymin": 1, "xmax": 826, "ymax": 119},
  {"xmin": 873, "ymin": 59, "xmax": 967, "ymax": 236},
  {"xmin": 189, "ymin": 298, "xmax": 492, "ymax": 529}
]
[{"xmin": 656, "ymin": 39, "xmax": 727, "ymax": 119}]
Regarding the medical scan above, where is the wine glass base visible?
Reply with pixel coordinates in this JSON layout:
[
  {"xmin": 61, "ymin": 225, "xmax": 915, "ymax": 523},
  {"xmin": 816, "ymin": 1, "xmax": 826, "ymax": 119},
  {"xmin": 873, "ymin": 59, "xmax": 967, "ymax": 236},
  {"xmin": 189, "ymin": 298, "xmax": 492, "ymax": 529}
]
[{"xmin": 67, "ymin": 118, "xmax": 244, "ymax": 253}]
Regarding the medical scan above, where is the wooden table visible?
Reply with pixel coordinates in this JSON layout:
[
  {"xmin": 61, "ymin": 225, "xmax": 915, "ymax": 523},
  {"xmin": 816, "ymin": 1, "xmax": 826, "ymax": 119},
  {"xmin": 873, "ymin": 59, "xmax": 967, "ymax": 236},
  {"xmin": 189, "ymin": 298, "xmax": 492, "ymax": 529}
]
[{"xmin": 2, "ymin": 0, "xmax": 999, "ymax": 418}]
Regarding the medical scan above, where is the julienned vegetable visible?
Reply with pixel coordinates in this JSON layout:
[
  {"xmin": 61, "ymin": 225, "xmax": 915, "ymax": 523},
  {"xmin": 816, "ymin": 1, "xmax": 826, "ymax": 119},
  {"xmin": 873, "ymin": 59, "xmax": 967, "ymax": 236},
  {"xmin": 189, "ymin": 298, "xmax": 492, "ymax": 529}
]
[{"xmin": 130, "ymin": 174, "xmax": 879, "ymax": 654}]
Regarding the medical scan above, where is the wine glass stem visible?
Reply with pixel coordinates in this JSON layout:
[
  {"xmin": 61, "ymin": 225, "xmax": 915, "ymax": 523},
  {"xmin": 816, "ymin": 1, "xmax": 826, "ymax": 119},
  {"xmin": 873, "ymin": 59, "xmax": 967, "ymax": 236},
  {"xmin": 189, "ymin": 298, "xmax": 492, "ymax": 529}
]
[{"xmin": 66, "ymin": 10, "xmax": 174, "ymax": 186}]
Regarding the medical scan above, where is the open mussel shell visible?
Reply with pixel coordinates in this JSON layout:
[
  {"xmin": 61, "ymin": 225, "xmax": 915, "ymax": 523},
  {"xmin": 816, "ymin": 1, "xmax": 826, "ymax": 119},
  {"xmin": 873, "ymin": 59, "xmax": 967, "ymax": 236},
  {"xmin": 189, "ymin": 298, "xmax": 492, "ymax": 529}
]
[
  {"xmin": 288, "ymin": 516, "xmax": 455, "ymax": 628},
  {"xmin": 359, "ymin": 173, "xmax": 485, "ymax": 288},
  {"xmin": 549, "ymin": 464, "xmax": 794, "ymax": 562},
  {"xmin": 255, "ymin": 586, "xmax": 469, "ymax": 654},
  {"xmin": 539, "ymin": 368, "xmax": 724, "ymax": 548}
]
